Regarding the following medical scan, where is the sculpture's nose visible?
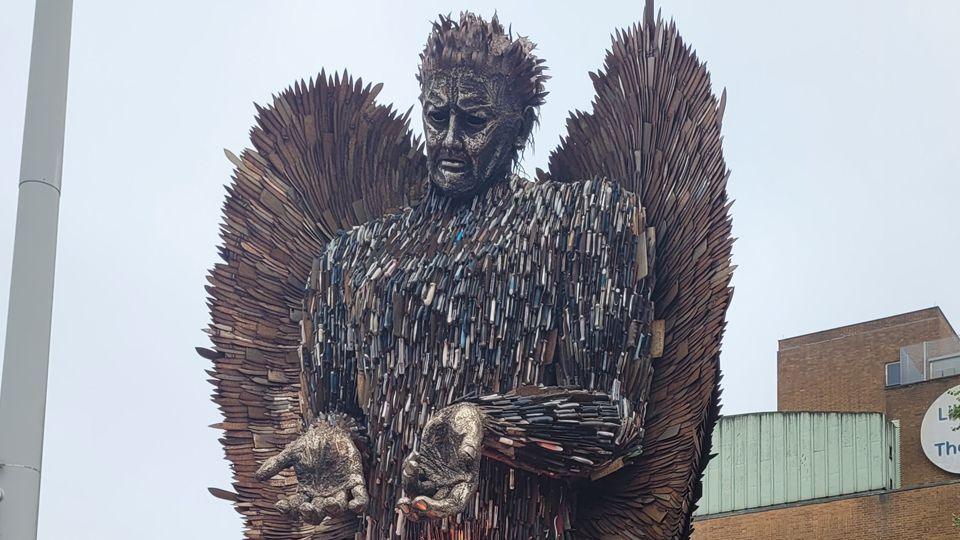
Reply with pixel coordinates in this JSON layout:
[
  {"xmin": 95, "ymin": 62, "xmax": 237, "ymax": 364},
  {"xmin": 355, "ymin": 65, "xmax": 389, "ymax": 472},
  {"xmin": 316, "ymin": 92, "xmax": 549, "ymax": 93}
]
[{"xmin": 442, "ymin": 113, "xmax": 463, "ymax": 149}]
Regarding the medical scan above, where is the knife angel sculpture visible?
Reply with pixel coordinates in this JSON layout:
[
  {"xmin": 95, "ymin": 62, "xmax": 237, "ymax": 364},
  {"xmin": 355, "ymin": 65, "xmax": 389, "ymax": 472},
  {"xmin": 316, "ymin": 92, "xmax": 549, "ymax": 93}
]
[{"xmin": 202, "ymin": 2, "xmax": 733, "ymax": 538}]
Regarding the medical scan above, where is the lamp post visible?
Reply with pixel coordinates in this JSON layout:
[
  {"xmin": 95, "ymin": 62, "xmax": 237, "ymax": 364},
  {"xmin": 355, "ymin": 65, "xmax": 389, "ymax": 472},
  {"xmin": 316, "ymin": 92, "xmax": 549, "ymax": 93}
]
[{"xmin": 0, "ymin": 1, "xmax": 73, "ymax": 538}]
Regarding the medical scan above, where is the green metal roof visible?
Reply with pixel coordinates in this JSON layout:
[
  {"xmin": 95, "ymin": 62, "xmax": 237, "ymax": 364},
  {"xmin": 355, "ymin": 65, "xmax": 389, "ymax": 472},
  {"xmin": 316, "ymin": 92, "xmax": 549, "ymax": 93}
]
[{"xmin": 694, "ymin": 411, "xmax": 900, "ymax": 516}]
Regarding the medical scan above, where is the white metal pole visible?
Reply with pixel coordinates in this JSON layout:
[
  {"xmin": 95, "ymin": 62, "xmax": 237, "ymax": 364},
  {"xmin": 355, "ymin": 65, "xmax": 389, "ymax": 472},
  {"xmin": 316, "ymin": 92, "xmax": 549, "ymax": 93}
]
[{"xmin": 0, "ymin": 1, "xmax": 73, "ymax": 538}]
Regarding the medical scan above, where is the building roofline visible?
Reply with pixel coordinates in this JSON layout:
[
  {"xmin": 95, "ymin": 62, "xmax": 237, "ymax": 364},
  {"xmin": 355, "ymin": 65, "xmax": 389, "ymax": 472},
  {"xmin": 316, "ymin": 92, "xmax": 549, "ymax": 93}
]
[
  {"xmin": 778, "ymin": 306, "xmax": 955, "ymax": 350},
  {"xmin": 692, "ymin": 479, "xmax": 960, "ymax": 522},
  {"xmin": 718, "ymin": 410, "xmax": 887, "ymax": 420},
  {"xmin": 942, "ymin": 306, "xmax": 959, "ymax": 337}
]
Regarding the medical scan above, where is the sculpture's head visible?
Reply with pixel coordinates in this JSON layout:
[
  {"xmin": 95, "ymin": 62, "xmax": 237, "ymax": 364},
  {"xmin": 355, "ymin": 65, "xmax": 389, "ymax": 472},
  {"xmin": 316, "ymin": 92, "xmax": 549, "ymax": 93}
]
[{"xmin": 418, "ymin": 13, "xmax": 548, "ymax": 199}]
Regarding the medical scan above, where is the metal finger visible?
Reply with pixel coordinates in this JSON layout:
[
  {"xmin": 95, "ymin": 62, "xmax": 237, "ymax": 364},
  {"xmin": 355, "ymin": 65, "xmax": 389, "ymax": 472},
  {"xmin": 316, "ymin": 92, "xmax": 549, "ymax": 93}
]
[
  {"xmin": 298, "ymin": 501, "xmax": 322, "ymax": 525},
  {"xmin": 348, "ymin": 483, "xmax": 369, "ymax": 512},
  {"xmin": 315, "ymin": 492, "xmax": 347, "ymax": 516},
  {"xmin": 275, "ymin": 492, "xmax": 306, "ymax": 515}
]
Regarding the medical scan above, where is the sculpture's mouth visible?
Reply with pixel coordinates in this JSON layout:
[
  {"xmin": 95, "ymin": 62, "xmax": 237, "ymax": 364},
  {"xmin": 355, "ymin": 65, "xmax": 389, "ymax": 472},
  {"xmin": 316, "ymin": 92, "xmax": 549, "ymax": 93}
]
[{"xmin": 438, "ymin": 157, "xmax": 468, "ymax": 174}]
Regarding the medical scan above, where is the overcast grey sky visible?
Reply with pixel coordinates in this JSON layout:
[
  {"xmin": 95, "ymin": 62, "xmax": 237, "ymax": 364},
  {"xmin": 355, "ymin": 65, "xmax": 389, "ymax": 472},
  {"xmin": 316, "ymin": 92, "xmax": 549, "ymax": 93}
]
[{"xmin": 1, "ymin": 1, "xmax": 958, "ymax": 538}]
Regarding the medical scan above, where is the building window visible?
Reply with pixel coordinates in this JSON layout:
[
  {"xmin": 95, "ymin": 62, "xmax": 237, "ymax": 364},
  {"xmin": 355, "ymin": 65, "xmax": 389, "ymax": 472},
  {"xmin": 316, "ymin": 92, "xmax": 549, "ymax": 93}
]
[
  {"xmin": 885, "ymin": 361, "xmax": 901, "ymax": 387},
  {"xmin": 929, "ymin": 355, "xmax": 960, "ymax": 380}
]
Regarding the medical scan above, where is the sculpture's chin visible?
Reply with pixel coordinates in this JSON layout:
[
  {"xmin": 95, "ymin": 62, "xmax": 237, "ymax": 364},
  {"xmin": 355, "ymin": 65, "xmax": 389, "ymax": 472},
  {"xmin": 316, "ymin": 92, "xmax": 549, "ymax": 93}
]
[{"xmin": 431, "ymin": 171, "xmax": 483, "ymax": 199}]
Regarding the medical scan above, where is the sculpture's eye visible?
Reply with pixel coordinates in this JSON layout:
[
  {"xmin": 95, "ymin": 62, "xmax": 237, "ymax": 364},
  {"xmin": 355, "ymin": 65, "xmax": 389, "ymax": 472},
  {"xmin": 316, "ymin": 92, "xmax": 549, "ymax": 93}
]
[
  {"xmin": 465, "ymin": 114, "xmax": 487, "ymax": 128},
  {"xmin": 428, "ymin": 109, "xmax": 449, "ymax": 126}
]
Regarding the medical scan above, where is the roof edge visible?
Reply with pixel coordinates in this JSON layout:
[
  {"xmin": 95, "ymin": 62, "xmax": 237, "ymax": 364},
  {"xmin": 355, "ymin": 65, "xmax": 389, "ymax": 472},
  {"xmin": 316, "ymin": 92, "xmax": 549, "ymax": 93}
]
[{"xmin": 778, "ymin": 306, "xmax": 953, "ymax": 349}]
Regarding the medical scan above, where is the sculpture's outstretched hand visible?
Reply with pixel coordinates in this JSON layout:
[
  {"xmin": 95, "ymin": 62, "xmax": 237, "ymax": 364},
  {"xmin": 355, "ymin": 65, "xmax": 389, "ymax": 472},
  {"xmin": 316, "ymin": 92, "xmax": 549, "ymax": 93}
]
[
  {"xmin": 397, "ymin": 403, "xmax": 483, "ymax": 521},
  {"xmin": 255, "ymin": 418, "xmax": 368, "ymax": 525}
]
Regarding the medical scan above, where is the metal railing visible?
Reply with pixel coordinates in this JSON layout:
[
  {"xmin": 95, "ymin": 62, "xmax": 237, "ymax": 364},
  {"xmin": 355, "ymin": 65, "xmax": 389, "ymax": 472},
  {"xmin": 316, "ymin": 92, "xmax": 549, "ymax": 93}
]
[{"xmin": 898, "ymin": 336, "xmax": 960, "ymax": 385}]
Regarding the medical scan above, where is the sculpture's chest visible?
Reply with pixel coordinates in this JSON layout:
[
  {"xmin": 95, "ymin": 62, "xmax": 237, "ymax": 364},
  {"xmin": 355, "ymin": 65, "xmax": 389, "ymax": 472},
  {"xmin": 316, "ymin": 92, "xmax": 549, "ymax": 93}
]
[{"xmin": 310, "ymin": 193, "xmax": 567, "ymax": 409}]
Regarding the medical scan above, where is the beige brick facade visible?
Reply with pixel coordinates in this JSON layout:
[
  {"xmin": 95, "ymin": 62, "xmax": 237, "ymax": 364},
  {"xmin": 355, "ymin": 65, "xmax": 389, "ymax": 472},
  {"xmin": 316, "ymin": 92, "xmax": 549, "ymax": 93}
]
[{"xmin": 778, "ymin": 307, "xmax": 955, "ymax": 414}]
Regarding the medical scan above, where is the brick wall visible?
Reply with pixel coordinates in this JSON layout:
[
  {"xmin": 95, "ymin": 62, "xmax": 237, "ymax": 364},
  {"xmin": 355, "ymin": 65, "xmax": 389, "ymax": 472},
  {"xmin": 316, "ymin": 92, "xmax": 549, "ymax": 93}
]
[
  {"xmin": 886, "ymin": 375, "xmax": 960, "ymax": 486},
  {"xmin": 778, "ymin": 307, "xmax": 954, "ymax": 414},
  {"xmin": 691, "ymin": 481, "xmax": 960, "ymax": 540}
]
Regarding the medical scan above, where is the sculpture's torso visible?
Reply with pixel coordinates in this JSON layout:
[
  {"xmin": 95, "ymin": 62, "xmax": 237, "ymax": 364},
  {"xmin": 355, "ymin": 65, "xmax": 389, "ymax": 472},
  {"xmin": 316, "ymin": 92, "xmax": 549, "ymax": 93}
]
[{"xmin": 302, "ymin": 176, "xmax": 649, "ymax": 538}]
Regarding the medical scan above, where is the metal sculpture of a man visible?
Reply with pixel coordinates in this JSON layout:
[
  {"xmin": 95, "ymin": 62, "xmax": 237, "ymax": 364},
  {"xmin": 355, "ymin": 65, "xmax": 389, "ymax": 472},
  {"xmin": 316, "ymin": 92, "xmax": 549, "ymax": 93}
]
[{"xmin": 202, "ymin": 2, "xmax": 733, "ymax": 539}]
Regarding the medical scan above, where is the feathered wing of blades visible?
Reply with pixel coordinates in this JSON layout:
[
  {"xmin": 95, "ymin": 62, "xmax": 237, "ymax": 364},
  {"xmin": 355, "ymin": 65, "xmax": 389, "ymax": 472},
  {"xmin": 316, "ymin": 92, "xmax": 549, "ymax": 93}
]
[
  {"xmin": 539, "ymin": 3, "xmax": 734, "ymax": 538},
  {"xmin": 201, "ymin": 71, "xmax": 426, "ymax": 539}
]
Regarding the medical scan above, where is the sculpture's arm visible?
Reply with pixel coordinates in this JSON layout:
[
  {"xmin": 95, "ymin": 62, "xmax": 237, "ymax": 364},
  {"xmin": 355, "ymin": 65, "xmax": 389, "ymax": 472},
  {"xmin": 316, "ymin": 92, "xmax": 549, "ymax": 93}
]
[
  {"xmin": 395, "ymin": 387, "xmax": 642, "ymax": 521},
  {"xmin": 469, "ymin": 386, "xmax": 643, "ymax": 480},
  {"xmin": 256, "ymin": 243, "xmax": 373, "ymax": 526},
  {"xmin": 468, "ymin": 179, "xmax": 653, "ymax": 477}
]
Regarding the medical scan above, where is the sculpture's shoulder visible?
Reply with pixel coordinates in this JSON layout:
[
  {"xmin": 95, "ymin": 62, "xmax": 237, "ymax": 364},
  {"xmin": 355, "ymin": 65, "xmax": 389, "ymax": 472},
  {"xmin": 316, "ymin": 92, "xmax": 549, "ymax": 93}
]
[
  {"xmin": 517, "ymin": 177, "xmax": 643, "ymax": 237},
  {"xmin": 519, "ymin": 177, "xmax": 639, "ymax": 210},
  {"xmin": 322, "ymin": 206, "xmax": 412, "ymax": 264}
]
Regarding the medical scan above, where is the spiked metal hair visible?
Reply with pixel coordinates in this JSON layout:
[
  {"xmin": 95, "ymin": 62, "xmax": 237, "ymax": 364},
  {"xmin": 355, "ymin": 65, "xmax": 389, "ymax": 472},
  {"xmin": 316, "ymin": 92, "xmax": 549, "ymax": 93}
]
[{"xmin": 418, "ymin": 12, "xmax": 549, "ymax": 118}]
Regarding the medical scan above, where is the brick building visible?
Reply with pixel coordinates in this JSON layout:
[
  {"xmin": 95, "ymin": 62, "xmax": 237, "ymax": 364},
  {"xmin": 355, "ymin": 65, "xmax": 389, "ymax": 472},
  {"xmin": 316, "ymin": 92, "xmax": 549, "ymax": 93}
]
[{"xmin": 692, "ymin": 307, "xmax": 960, "ymax": 539}]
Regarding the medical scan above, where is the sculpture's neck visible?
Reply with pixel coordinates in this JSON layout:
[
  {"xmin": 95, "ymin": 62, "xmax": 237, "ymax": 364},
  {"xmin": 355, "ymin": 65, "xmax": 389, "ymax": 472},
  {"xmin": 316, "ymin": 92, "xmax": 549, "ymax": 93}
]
[{"xmin": 419, "ymin": 174, "xmax": 519, "ymax": 221}]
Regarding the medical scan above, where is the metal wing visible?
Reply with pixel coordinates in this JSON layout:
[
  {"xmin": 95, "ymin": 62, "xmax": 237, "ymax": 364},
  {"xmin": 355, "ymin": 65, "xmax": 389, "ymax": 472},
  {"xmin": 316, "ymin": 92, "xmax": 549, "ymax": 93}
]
[
  {"xmin": 201, "ymin": 71, "xmax": 426, "ymax": 538},
  {"xmin": 539, "ymin": 3, "xmax": 734, "ymax": 537}
]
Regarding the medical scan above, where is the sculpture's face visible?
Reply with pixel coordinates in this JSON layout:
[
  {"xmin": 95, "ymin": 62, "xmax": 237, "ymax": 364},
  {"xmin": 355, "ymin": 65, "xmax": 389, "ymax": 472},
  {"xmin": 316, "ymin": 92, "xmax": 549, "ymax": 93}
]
[{"xmin": 422, "ymin": 68, "xmax": 526, "ymax": 198}]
